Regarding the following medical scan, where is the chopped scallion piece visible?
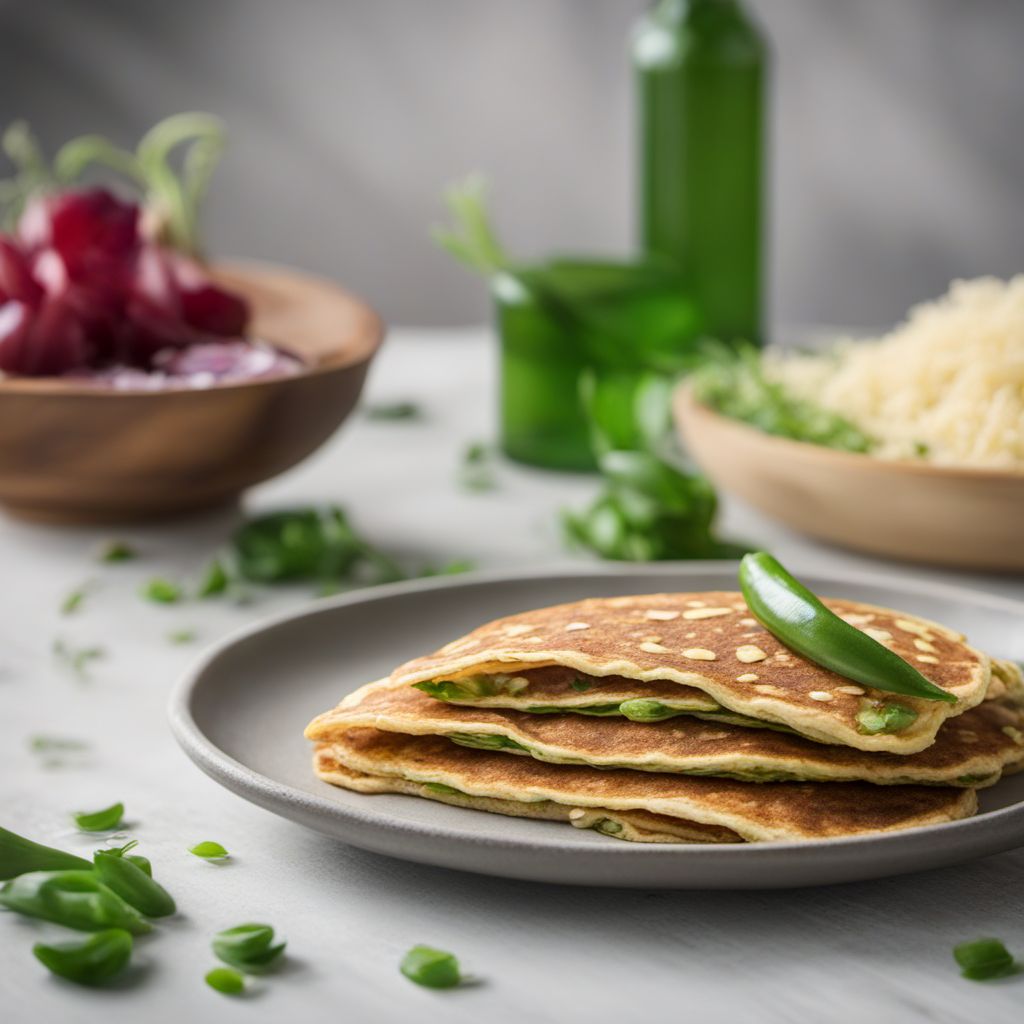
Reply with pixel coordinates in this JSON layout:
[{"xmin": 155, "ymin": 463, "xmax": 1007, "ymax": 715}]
[
  {"xmin": 212, "ymin": 923, "xmax": 285, "ymax": 973},
  {"xmin": 953, "ymin": 938, "xmax": 1019, "ymax": 981},
  {"xmin": 168, "ymin": 629, "xmax": 198, "ymax": 645},
  {"xmin": 142, "ymin": 578, "xmax": 183, "ymax": 604},
  {"xmin": 33, "ymin": 928, "xmax": 133, "ymax": 987},
  {"xmin": 364, "ymin": 400, "xmax": 423, "ymax": 421},
  {"xmin": 99, "ymin": 541, "xmax": 137, "ymax": 563},
  {"xmin": 400, "ymin": 945, "xmax": 462, "ymax": 989},
  {"xmin": 190, "ymin": 841, "xmax": 229, "ymax": 861},
  {"xmin": 205, "ymin": 966, "xmax": 245, "ymax": 995},
  {"xmin": 73, "ymin": 802, "xmax": 124, "ymax": 833},
  {"xmin": 198, "ymin": 559, "xmax": 229, "ymax": 598}
]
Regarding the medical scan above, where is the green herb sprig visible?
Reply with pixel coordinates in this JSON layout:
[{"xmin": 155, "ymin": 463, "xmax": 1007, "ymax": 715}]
[
  {"xmin": 189, "ymin": 841, "xmax": 229, "ymax": 861},
  {"xmin": 212, "ymin": 923, "xmax": 285, "ymax": 974}
]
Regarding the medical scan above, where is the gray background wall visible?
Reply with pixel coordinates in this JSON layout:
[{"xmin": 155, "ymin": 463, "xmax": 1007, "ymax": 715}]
[{"xmin": 0, "ymin": 0, "xmax": 1021, "ymax": 332}]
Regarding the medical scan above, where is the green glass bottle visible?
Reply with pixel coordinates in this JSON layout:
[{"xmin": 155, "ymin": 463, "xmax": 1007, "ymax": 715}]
[{"xmin": 634, "ymin": 0, "xmax": 766, "ymax": 346}]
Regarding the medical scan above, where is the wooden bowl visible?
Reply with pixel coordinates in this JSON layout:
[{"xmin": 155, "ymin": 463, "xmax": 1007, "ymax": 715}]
[
  {"xmin": 674, "ymin": 386, "xmax": 1024, "ymax": 572},
  {"xmin": 0, "ymin": 262, "xmax": 384, "ymax": 523}
]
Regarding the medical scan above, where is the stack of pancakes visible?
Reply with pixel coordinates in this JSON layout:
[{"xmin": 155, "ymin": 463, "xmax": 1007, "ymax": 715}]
[{"xmin": 306, "ymin": 593, "xmax": 1024, "ymax": 843}]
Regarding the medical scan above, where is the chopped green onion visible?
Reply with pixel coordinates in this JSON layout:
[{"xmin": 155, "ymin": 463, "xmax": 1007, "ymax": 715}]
[
  {"xmin": 205, "ymin": 966, "xmax": 245, "ymax": 995},
  {"xmin": 33, "ymin": 928, "xmax": 133, "ymax": 987},
  {"xmin": 212, "ymin": 923, "xmax": 285, "ymax": 973},
  {"xmin": 856, "ymin": 702, "xmax": 919, "ymax": 735},
  {"xmin": 953, "ymin": 938, "xmax": 1019, "ymax": 981},
  {"xmin": 618, "ymin": 698, "xmax": 674, "ymax": 722},
  {"xmin": 198, "ymin": 559, "xmax": 229, "ymax": 598},
  {"xmin": 570, "ymin": 678, "xmax": 592, "ymax": 693},
  {"xmin": 364, "ymin": 400, "xmax": 423, "ymax": 421},
  {"xmin": 93, "ymin": 848, "xmax": 176, "ymax": 917},
  {"xmin": 53, "ymin": 639, "xmax": 106, "ymax": 680},
  {"xmin": 142, "ymin": 578, "xmax": 183, "ymax": 604},
  {"xmin": 60, "ymin": 583, "xmax": 92, "ymax": 616},
  {"xmin": 168, "ymin": 629, "xmax": 198, "ymax": 645},
  {"xmin": 189, "ymin": 841, "xmax": 229, "ymax": 861},
  {"xmin": 459, "ymin": 442, "xmax": 498, "ymax": 492},
  {"xmin": 73, "ymin": 802, "xmax": 124, "ymax": 833},
  {"xmin": 99, "ymin": 541, "xmax": 137, "ymax": 563},
  {"xmin": 423, "ymin": 783, "xmax": 462, "ymax": 796},
  {"xmin": 400, "ymin": 945, "xmax": 462, "ymax": 989}
]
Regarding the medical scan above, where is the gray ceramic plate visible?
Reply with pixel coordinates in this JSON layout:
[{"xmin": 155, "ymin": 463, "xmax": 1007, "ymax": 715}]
[{"xmin": 169, "ymin": 563, "xmax": 1024, "ymax": 889}]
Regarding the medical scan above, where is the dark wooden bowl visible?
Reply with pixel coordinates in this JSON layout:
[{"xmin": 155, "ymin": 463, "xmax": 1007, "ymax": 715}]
[{"xmin": 0, "ymin": 262, "xmax": 384, "ymax": 523}]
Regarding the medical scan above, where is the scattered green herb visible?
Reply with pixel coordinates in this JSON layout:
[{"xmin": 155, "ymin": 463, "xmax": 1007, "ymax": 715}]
[
  {"xmin": 33, "ymin": 928, "xmax": 133, "ymax": 987},
  {"xmin": 189, "ymin": 841, "xmax": 229, "ymax": 861},
  {"xmin": 618, "ymin": 698, "xmax": 674, "ymax": 722},
  {"xmin": 953, "ymin": 938, "xmax": 1019, "ymax": 981},
  {"xmin": 29, "ymin": 735, "xmax": 90, "ymax": 754},
  {"xmin": 690, "ymin": 343, "xmax": 874, "ymax": 453},
  {"xmin": 0, "ymin": 870, "xmax": 151, "ymax": 934},
  {"xmin": 197, "ymin": 559, "xmax": 230, "ymax": 598},
  {"xmin": 0, "ymin": 825, "xmax": 91, "ymax": 880},
  {"xmin": 99, "ymin": 540, "xmax": 137, "ymax": 563},
  {"xmin": 73, "ymin": 802, "xmax": 125, "ymax": 833},
  {"xmin": 93, "ymin": 847, "xmax": 176, "ymax": 918},
  {"xmin": 565, "ymin": 450, "xmax": 747, "ymax": 561},
  {"xmin": 856, "ymin": 702, "xmax": 919, "ymax": 735},
  {"xmin": 233, "ymin": 506, "xmax": 403, "ymax": 588},
  {"xmin": 423, "ymin": 783, "xmax": 463, "ymax": 796},
  {"xmin": 570, "ymin": 678, "xmax": 592, "ymax": 693},
  {"xmin": 400, "ymin": 945, "xmax": 462, "ymax": 989},
  {"xmin": 459, "ymin": 442, "xmax": 498, "ymax": 493},
  {"xmin": 60, "ymin": 582, "xmax": 93, "ymax": 616},
  {"xmin": 206, "ymin": 966, "xmax": 245, "ymax": 995},
  {"xmin": 364, "ymin": 400, "xmax": 423, "ymax": 421},
  {"xmin": 142, "ymin": 578, "xmax": 183, "ymax": 604},
  {"xmin": 212, "ymin": 923, "xmax": 286, "ymax": 974},
  {"xmin": 168, "ymin": 629, "xmax": 198, "ymax": 645},
  {"xmin": 53, "ymin": 639, "xmax": 106, "ymax": 679}
]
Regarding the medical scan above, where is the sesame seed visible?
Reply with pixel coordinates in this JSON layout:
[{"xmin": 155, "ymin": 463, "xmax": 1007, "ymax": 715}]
[
  {"xmin": 736, "ymin": 673, "xmax": 759, "ymax": 683},
  {"xmin": 895, "ymin": 618, "xmax": 933, "ymax": 639},
  {"xmin": 640, "ymin": 641, "xmax": 670, "ymax": 654},
  {"xmin": 913, "ymin": 638, "xmax": 939, "ymax": 653},
  {"xmin": 739, "ymin": 618, "xmax": 757, "ymax": 627},
  {"xmin": 682, "ymin": 648, "xmax": 716, "ymax": 661},
  {"xmin": 864, "ymin": 628, "xmax": 893, "ymax": 643},
  {"xmin": 836, "ymin": 685, "xmax": 866, "ymax": 696},
  {"xmin": 808, "ymin": 691, "xmax": 834, "ymax": 702},
  {"xmin": 568, "ymin": 808, "xmax": 586, "ymax": 820},
  {"xmin": 916, "ymin": 655, "xmax": 939, "ymax": 664},
  {"xmin": 682, "ymin": 607, "xmax": 733, "ymax": 620},
  {"xmin": 504, "ymin": 624, "xmax": 535, "ymax": 637},
  {"xmin": 644, "ymin": 609, "xmax": 681, "ymax": 621},
  {"xmin": 565, "ymin": 622, "xmax": 591, "ymax": 632},
  {"xmin": 736, "ymin": 645, "xmax": 768, "ymax": 663},
  {"xmin": 685, "ymin": 600, "xmax": 707, "ymax": 608}
]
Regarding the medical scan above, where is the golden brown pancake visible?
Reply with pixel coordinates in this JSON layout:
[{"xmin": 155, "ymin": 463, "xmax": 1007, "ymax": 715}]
[
  {"xmin": 390, "ymin": 593, "xmax": 991, "ymax": 753},
  {"xmin": 307, "ymin": 677, "xmax": 1024, "ymax": 787},
  {"xmin": 313, "ymin": 729, "xmax": 978, "ymax": 843}
]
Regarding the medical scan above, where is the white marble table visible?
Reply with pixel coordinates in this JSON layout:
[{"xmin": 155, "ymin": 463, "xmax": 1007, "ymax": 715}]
[{"xmin": 3, "ymin": 329, "xmax": 1023, "ymax": 1024}]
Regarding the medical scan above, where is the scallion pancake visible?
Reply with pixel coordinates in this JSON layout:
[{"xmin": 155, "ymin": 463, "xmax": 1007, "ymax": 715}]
[
  {"xmin": 307, "ymin": 677, "xmax": 1024, "ymax": 787},
  {"xmin": 312, "ymin": 729, "xmax": 978, "ymax": 843},
  {"xmin": 390, "ymin": 593, "xmax": 992, "ymax": 753}
]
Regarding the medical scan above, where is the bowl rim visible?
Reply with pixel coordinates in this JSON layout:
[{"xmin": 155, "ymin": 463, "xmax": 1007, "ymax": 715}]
[
  {"xmin": 676, "ymin": 383, "xmax": 1024, "ymax": 485},
  {"xmin": 0, "ymin": 259, "xmax": 385, "ymax": 399}
]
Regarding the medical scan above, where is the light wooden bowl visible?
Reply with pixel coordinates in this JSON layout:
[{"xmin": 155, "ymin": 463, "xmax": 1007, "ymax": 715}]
[
  {"xmin": 674, "ymin": 385, "xmax": 1024, "ymax": 572},
  {"xmin": 0, "ymin": 262, "xmax": 384, "ymax": 523}
]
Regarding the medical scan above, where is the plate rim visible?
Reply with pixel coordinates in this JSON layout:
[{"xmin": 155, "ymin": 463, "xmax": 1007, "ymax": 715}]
[{"xmin": 168, "ymin": 561, "xmax": 1024, "ymax": 874}]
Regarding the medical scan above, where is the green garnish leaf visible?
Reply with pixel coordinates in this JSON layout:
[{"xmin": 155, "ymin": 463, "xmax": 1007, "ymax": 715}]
[
  {"xmin": 197, "ymin": 559, "xmax": 230, "ymax": 598},
  {"xmin": 0, "ymin": 870, "xmax": 151, "ymax": 934},
  {"xmin": 364, "ymin": 400, "xmax": 423, "ymax": 421},
  {"xmin": 53, "ymin": 639, "xmax": 107, "ymax": 680},
  {"xmin": 33, "ymin": 928, "xmax": 133, "ymax": 987},
  {"xmin": 432, "ymin": 174, "xmax": 508, "ymax": 277},
  {"xmin": 142, "ymin": 578, "xmax": 183, "ymax": 604},
  {"xmin": 0, "ymin": 825, "xmax": 91, "ymax": 880},
  {"xmin": 400, "ymin": 944, "xmax": 462, "ymax": 989},
  {"xmin": 953, "ymin": 938, "xmax": 1019, "ymax": 981},
  {"xmin": 168, "ymin": 629, "xmax": 198, "ymax": 645},
  {"xmin": 61, "ymin": 582, "xmax": 93, "ymax": 616},
  {"xmin": 99, "ymin": 541, "xmax": 137, "ymax": 563},
  {"xmin": 565, "ymin": 449, "xmax": 747, "ymax": 561},
  {"xmin": 459, "ymin": 442, "xmax": 498, "ymax": 492},
  {"xmin": 212, "ymin": 923, "xmax": 285, "ymax": 973},
  {"xmin": 190, "ymin": 841, "xmax": 229, "ymax": 861},
  {"xmin": 205, "ymin": 966, "xmax": 245, "ymax": 995},
  {"xmin": 73, "ymin": 802, "xmax": 124, "ymax": 833},
  {"xmin": 856, "ymin": 702, "xmax": 919, "ymax": 735},
  {"xmin": 690, "ymin": 343, "xmax": 875, "ymax": 453}
]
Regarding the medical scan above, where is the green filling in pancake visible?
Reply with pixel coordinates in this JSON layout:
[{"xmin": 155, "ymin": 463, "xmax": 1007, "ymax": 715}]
[
  {"xmin": 307, "ymin": 678, "xmax": 1024, "ymax": 787},
  {"xmin": 312, "ymin": 729, "xmax": 978, "ymax": 843},
  {"xmin": 390, "ymin": 592, "xmax": 994, "ymax": 753}
]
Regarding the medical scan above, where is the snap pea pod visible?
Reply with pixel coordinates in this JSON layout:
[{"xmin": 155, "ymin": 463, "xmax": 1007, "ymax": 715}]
[
  {"xmin": 738, "ymin": 552, "xmax": 956, "ymax": 704},
  {"xmin": 0, "ymin": 870, "xmax": 152, "ymax": 934},
  {"xmin": 0, "ymin": 825, "xmax": 91, "ymax": 880},
  {"xmin": 93, "ymin": 849, "xmax": 176, "ymax": 918},
  {"xmin": 33, "ymin": 929, "xmax": 133, "ymax": 987}
]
